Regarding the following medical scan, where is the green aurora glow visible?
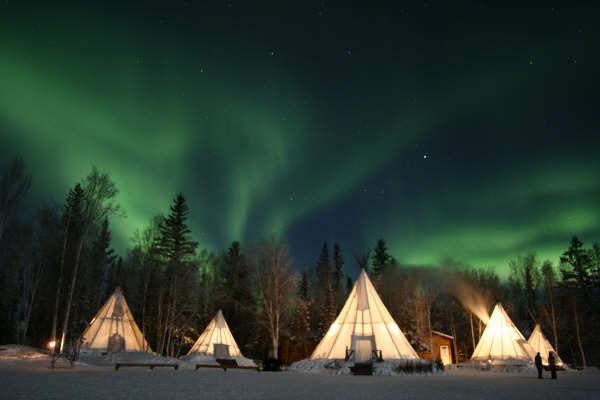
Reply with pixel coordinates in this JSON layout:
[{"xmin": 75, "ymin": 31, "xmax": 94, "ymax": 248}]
[{"xmin": 1, "ymin": 2, "xmax": 599, "ymax": 276}]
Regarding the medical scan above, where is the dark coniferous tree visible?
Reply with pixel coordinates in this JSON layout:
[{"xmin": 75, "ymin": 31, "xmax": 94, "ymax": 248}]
[
  {"xmin": 316, "ymin": 242, "xmax": 331, "ymax": 291},
  {"xmin": 218, "ymin": 241, "xmax": 255, "ymax": 353},
  {"xmin": 314, "ymin": 242, "xmax": 338, "ymax": 335},
  {"xmin": 332, "ymin": 243, "xmax": 343, "ymax": 294},
  {"xmin": 290, "ymin": 270, "xmax": 311, "ymax": 340},
  {"xmin": 156, "ymin": 192, "xmax": 198, "ymax": 356},
  {"xmin": 560, "ymin": 236, "xmax": 593, "ymax": 290},
  {"xmin": 88, "ymin": 218, "xmax": 115, "ymax": 307},
  {"xmin": 49, "ymin": 183, "xmax": 85, "ymax": 355},
  {"xmin": 371, "ymin": 238, "xmax": 391, "ymax": 277}
]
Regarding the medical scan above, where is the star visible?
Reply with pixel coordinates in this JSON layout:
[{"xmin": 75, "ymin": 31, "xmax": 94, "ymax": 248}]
[{"xmin": 423, "ymin": 154, "xmax": 428, "ymax": 159}]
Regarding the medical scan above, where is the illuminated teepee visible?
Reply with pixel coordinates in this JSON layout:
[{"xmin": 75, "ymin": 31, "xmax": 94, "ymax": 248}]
[
  {"xmin": 187, "ymin": 310, "xmax": 251, "ymax": 362},
  {"xmin": 527, "ymin": 324, "xmax": 563, "ymax": 366},
  {"xmin": 470, "ymin": 303, "xmax": 535, "ymax": 364},
  {"xmin": 311, "ymin": 269, "xmax": 419, "ymax": 362},
  {"xmin": 80, "ymin": 287, "xmax": 151, "ymax": 354}
]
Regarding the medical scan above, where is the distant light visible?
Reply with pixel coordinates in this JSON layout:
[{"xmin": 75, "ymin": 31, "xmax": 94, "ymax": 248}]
[
  {"xmin": 48, "ymin": 340, "xmax": 56, "ymax": 350},
  {"xmin": 423, "ymin": 154, "xmax": 428, "ymax": 159}
]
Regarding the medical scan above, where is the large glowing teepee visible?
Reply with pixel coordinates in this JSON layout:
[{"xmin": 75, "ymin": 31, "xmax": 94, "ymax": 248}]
[
  {"xmin": 187, "ymin": 310, "xmax": 248, "ymax": 361},
  {"xmin": 311, "ymin": 269, "xmax": 419, "ymax": 362},
  {"xmin": 527, "ymin": 324, "xmax": 563, "ymax": 366},
  {"xmin": 470, "ymin": 303, "xmax": 535, "ymax": 364},
  {"xmin": 80, "ymin": 287, "xmax": 151, "ymax": 354}
]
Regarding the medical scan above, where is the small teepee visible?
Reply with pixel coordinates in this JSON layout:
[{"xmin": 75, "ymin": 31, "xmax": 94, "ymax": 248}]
[
  {"xmin": 528, "ymin": 324, "xmax": 563, "ymax": 366},
  {"xmin": 80, "ymin": 287, "xmax": 151, "ymax": 354},
  {"xmin": 187, "ymin": 310, "xmax": 254, "ymax": 364},
  {"xmin": 311, "ymin": 269, "xmax": 419, "ymax": 362},
  {"xmin": 470, "ymin": 303, "xmax": 535, "ymax": 364}
]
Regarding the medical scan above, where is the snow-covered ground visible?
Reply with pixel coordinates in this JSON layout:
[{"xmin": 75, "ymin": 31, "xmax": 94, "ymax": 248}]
[
  {"xmin": 291, "ymin": 358, "xmax": 444, "ymax": 376},
  {"xmin": 0, "ymin": 346, "xmax": 598, "ymax": 400}
]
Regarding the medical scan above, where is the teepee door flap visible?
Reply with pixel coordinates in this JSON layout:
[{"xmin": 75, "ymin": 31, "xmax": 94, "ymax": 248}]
[
  {"xmin": 352, "ymin": 335, "xmax": 375, "ymax": 362},
  {"xmin": 213, "ymin": 343, "xmax": 231, "ymax": 359}
]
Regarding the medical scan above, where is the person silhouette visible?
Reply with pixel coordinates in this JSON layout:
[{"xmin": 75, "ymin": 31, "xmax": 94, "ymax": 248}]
[
  {"xmin": 548, "ymin": 351, "xmax": 557, "ymax": 379},
  {"xmin": 534, "ymin": 352, "xmax": 543, "ymax": 379}
]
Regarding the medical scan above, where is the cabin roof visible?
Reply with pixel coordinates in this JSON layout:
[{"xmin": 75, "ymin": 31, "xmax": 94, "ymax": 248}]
[{"xmin": 431, "ymin": 330, "xmax": 454, "ymax": 340}]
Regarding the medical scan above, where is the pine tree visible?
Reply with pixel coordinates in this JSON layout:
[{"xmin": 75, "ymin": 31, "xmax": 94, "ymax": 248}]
[
  {"xmin": 591, "ymin": 243, "xmax": 600, "ymax": 287},
  {"xmin": 346, "ymin": 277, "xmax": 353, "ymax": 294},
  {"xmin": 371, "ymin": 239, "xmax": 391, "ymax": 276},
  {"xmin": 299, "ymin": 270, "xmax": 309, "ymax": 302},
  {"xmin": 324, "ymin": 283, "xmax": 337, "ymax": 326},
  {"xmin": 291, "ymin": 270, "xmax": 311, "ymax": 339},
  {"xmin": 559, "ymin": 236, "xmax": 592, "ymax": 368},
  {"xmin": 72, "ymin": 217, "xmax": 116, "ymax": 339},
  {"xmin": 560, "ymin": 236, "xmax": 591, "ymax": 287},
  {"xmin": 315, "ymin": 242, "xmax": 334, "ymax": 336},
  {"xmin": 218, "ymin": 241, "xmax": 255, "ymax": 353},
  {"xmin": 316, "ymin": 242, "xmax": 331, "ymax": 290},
  {"xmin": 332, "ymin": 243, "xmax": 343, "ymax": 294},
  {"xmin": 157, "ymin": 192, "xmax": 198, "ymax": 356},
  {"xmin": 159, "ymin": 193, "xmax": 197, "ymax": 264},
  {"xmin": 541, "ymin": 260, "xmax": 559, "ymax": 351},
  {"xmin": 50, "ymin": 183, "xmax": 85, "ymax": 358},
  {"xmin": 89, "ymin": 218, "xmax": 115, "ymax": 306},
  {"xmin": 58, "ymin": 167, "xmax": 120, "ymax": 357}
]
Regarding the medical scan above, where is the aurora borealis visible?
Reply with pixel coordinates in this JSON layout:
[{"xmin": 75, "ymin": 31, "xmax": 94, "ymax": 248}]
[{"xmin": 1, "ymin": 2, "xmax": 599, "ymax": 275}]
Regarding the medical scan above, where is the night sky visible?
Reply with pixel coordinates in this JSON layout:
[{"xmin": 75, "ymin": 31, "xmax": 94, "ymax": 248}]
[{"xmin": 1, "ymin": 1, "xmax": 599, "ymax": 276}]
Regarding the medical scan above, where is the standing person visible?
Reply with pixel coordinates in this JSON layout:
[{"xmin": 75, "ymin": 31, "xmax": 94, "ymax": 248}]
[
  {"xmin": 548, "ymin": 351, "xmax": 557, "ymax": 379},
  {"xmin": 535, "ymin": 352, "xmax": 543, "ymax": 379}
]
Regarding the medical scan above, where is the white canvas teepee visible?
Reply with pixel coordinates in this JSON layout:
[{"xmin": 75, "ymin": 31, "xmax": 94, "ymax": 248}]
[
  {"xmin": 187, "ymin": 310, "xmax": 249, "ymax": 361},
  {"xmin": 470, "ymin": 303, "xmax": 535, "ymax": 364},
  {"xmin": 80, "ymin": 287, "xmax": 151, "ymax": 354},
  {"xmin": 311, "ymin": 269, "xmax": 419, "ymax": 361},
  {"xmin": 528, "ymin": 324, "xmax": 563, "ymax": 366}
]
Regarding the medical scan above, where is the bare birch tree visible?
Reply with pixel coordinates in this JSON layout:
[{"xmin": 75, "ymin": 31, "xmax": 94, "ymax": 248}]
[{"xmin": 253, "ymin": 238, "xmax": 296, "ymax": 358}]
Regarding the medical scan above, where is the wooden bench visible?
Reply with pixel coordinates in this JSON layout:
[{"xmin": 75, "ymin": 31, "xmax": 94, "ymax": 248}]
[
  {"xmin": 114, "ymin": 362, "xmax": 179, "ymax": 371},
  {"xmin": 350, "ymin": 362, "xmax": 373, "ymax": 375},
  {"xmin": 195, "ymin": 358, "xmax": 259, "ymax": 372}
]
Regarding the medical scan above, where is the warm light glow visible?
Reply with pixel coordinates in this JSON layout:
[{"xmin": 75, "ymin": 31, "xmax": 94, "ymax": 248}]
[
  {"xmin": 388, "ymin": 323, "xmax": 400, "ymax": 334},
  {"xmin": 471, "ymin": 303, "xmax": 535, "ymax": 363},
  {"xmin": 326, "ymin": 323, "xmax": 339, "ymax": 337},
  {"xmin": 311, "ymin": 270, "xmax": 419, "ymax": 360},
  {"xmin": 47, "ymin": 340, "xmax": 56, "ymax": 350}
]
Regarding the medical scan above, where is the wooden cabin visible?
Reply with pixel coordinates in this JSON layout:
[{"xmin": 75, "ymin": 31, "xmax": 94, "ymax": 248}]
[{"xmin": 417, "ymin": 330, "xmax": 455, "ymax": 365}]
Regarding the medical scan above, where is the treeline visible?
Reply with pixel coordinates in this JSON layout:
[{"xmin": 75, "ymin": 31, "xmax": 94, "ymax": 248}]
[{"xmin": 0, "ymin": 158, "xmax": 598, "ymax": 366}]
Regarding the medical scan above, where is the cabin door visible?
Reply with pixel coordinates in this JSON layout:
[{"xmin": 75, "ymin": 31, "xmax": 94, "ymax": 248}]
[{"xmin": 440, "ymin": 345, "xmax": 451, "ymax": 365}]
